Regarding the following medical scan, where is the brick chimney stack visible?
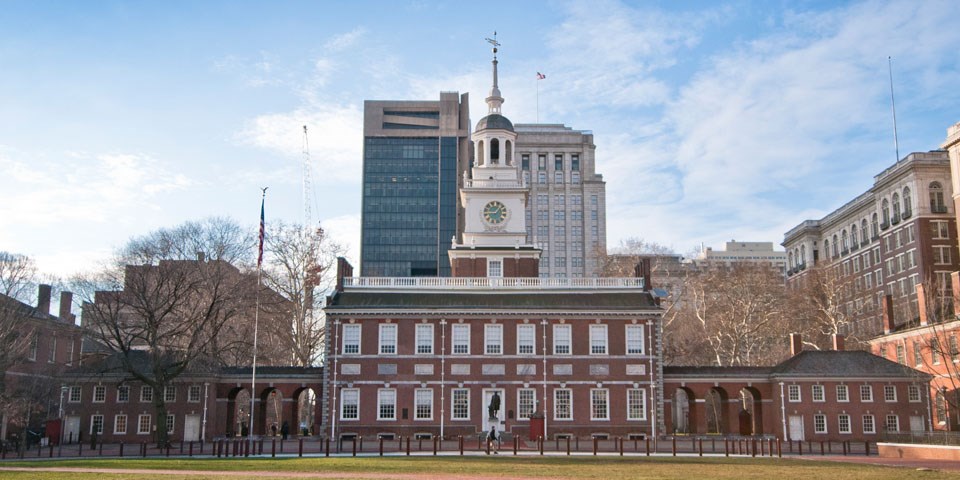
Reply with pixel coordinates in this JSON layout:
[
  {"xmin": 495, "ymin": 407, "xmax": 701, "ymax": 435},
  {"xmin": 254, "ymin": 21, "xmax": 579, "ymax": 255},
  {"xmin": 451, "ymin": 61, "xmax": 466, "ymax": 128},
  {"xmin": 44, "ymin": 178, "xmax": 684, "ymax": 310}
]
[
  {"xmin": 882, "ymin": 294, "xmax": 895, "ymax": 334},
  {"xmin": 37, "ymin": 284, "xmax": 51, "ymax": 315},
  {"xmin": 59, "ymin": 291, "xmax": 74, "ymax": 323},
  {"xmin": 916, "ymin": 283, "xmax": 929, "ymax": 326},
  {"xmin": 790, "ymin": 333, "xmax": 802, "ymax": 356},
  {"xmin": 335, "ymin": 257, "xmax": 353, "ymax": 293},
  {"xmin": 832, "ymin": 334, "xmax": 845, "ymax": 351}
]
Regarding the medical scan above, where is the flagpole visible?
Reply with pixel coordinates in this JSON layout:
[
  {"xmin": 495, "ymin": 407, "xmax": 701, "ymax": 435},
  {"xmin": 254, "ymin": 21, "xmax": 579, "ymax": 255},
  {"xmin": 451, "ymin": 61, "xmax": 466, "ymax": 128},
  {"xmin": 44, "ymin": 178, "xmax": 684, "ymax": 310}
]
[
  {"xmin": 249, "ymin": 187, "xmax": 267, "ymax": 452},
  {"xmin": 536, "ymin": 76, "xmax": 540, "ymax": 123}
]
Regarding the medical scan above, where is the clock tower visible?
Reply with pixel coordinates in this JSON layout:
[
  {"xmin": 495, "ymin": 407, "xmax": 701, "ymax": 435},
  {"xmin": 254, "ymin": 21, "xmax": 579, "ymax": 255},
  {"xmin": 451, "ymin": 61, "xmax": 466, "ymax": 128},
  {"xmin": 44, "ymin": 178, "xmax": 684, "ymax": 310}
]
[{"xmin": 449, "ymin": 36, "xmax": 541, "ymax": 278}]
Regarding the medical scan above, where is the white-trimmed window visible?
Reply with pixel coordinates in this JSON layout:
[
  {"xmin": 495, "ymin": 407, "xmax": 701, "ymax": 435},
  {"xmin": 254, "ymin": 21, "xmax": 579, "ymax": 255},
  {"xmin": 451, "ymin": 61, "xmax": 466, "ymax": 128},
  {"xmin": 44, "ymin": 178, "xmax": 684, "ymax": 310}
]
[
  {"xmin": 164, "ymin": 386, "xmax": 176, "ymax": 403},
  {"xmin": 28, "ymin": 334, "xmax": 37, "ymax": 361},
  {"xmin": 452, "ymin": 324, "xmax": 470, "ymax": 354},
  {"xmin": 814, "ymin": 414, "xmax": 827, "ymax": 434},
  {"xmin": 517, "ymin": 388, "xmax": 536, "ymax": 420},
  {"xmin": 117, "ymin": 385, "xmax": 129, "ymax": 403},
  {"xmin": 416, "ymin": 324, "xmax": 434, "ymax": 355},
  {"xmin": 885, "ymin": 414, "xmax": 899, "ymax": 432},
  {"xmin": 863, "ymin": 415, "xmax": 876, "ymax": 434},
  {"xmin": 377, "ymin": 389, "xmax": 396, "ymax": 420},
  {"xmin": 553, "ymin": 324, "xmax": 571, "ymax": 355},
  {"xmin": 166, "ymin": 414, "xmax": 175, "ymax": 434},
  {"xmin": 627, "ymin": 389, "xmax": 646, "ymax": 420},
  {"xmin": 93, "ymin": 385, "xmax": 106, "ymax": 403},
  {"xmin": 838, "ymin": 414, "xmax": 851, "ymax": 434},
  {"xmin": 69, "ymin": 386, "xmax": 81, "ymax": 403},
  {"xmin": 860, "ymin": 385, "xmax": 873, "ymax": 402},
  {"xmin": 342, "ymin": 324, "xmax": 361, "ymax": 355},
  {"xmin": 485, "ymin": 324, "xmax": 503, "ymax": 355},
  {"xmin": 591, "ymin": 389, "xmax": 609, "ymax": 420},
  {"xmin": 340, "ymin": 389, "xmax": 359, "ymax": 420},
  {"xmin": 415, "ymin": 389, "xmax": 433, "ymax": 420},
  {"xmin": 141, "ymin": 386, "xmax": 153, "ymax": 403},
  {"xmin": 114, "ymin": 414, "xmax": 128, "ymax": 435},
  {"xmin": 626, "ymin": 325, "xmax": 644, "ymax": 355},
  {"xmin": 90, "ymin": 414, "xmax": 104, "ymax": 435},
  {"xmin": 554, "ymin": 388, "xmax": 572, "ymax": 420},
  {"xmin": 908, "ymin": 385, "xmax": 921, "ymax": 403},
  {"xmin": 188, "ymin": 385, "xmax": 202, "ymax": 403},
  {"xmin": 836, "ymin": 385, "xmax": 849, "ymax": 402},
  {"xmin": 451, "ymin": 388, "xmax": 469, "ymax": 420},
  {"xmin": 48, "ymin": 337, "xmax": 57, "ymax": 363},
  {"xmin": 379, "ymin": 324, "xmax": 397, "ymax": 354},
  {"xmin": 788, "ymin": 384, "xmax": 801, "ymax": 402},
  {"xmin": 517, "ymin": 324, "xmax": 535, "ymax": 355},
  {"xmin": 137, "ymin": 414, "xmax": 152, "ymax": 435},
  {"xmin": 884, "ymin": 385, "xmax": 897, "ymax": 402},
  {"xmin": 812, "ymin": 385, "xmax": 824, "ymax": 402},
  {"xmin": 589, "ymin": 324, "xmax": 608, "ymax": 355},
  {"xmin": 488, "ymin": 259, "xmax": 502, "ymax": 278}
]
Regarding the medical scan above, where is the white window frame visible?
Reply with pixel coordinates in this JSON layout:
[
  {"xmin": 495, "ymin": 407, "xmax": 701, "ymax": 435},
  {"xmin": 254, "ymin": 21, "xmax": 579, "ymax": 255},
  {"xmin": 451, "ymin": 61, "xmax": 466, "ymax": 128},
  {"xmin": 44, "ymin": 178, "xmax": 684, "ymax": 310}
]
[
  {"xmin": 625, "ymin": 325, "xmax": 645, "ymax": 355},
  {"xmin": 114, "ymin": 414, "xmax": 128, "ymax": 435},
  {"xmin": 342, "ymin": 324, "xmax": 361, "ymax": 355},
  {"xmin": 863, "ymin": 414, "xmax": 876, "ymax": 434},
  {"xmin": 908, "ymin": 385, "xmax": 921, "ymax": 403},
  {"xmin": 188, "ymin": 385, "xmax": 202, "ymax": 403},
  {"xmin": 838, "ymin": 414, "xmax": 851, "ymax": 434},
  {"xmin": 117, "ymin": 385, "xmax": 129, "ymax": 403},
  {"xmin": 553, "ymin": 324, "xmax": 571, "ymax": 355},
  {"xmin": 517, "ymin": 324, "xmax": 535, "ymax": 355},
  {"xmin": 488, "ymin": 259, "xmax": 503, "ymax": 278},
  {"xmin": 415, "ymin": 324, "xmax": 434, "ymax": 355},
  {"xmin": 379, "ymin": 324, "xmax": 397, "ymax": 355},
  {"xmin": 836, "ymin": 384, "xmax": 849, "ymax": 402},
  {"xmin": 591, "ymin": 388, "xmax": 610, "ymax": 421},
  {"xmin": 377, "ymin": 388, "xmax": 396, "ymax": 421},
  {"xmin": 141, "ymin": 385, "xmax": 153, "ymax": 403},
  {"xmin": 627, "ymin": 389, "xmax": 647, "ymax": 421},
  {"xmin": 451, "ymin": 388, "xmax": 470, "ymax": 421},
  {"xmin": 166, "ymin": 414, "xmax": 174, "ymax": 434},
  {"xmin": 589, "ymin": 324, "xmax": 608, "ymax": 355},
  {"xmin": 812, "ymin": 384, "xmax": 824, "ymax": 402},
  {"xmin": 788, "ymin": 384, "xmax": 801, "ymax": 402},
  {"xmin": 137, "ymin": 414, "xmax": 151, "ymax": 435},
  {"xmin": 884, "ymin": 385, "xmax": 897, "ymax": 402},
  {"xmin": 414, "ymin": 388, "xmax": 433, "ymax": 421},
  {"xmin": 451, "ymin": 324, "xmax": 470, "ymax": 355},
  {"xmin": 885, "ymin": 414, "xmax": 899, "ymax": 432},
  {"xmin": 484, "ymin": 324, "xmax": 503, "ymax": 355},
  {"xmin": 164, "ymin": 386, "xmax": 176, "ymax": 403},
  {"xmin": 814, "ymin": 414, "xmax": 827, "ymax": 434},
  {"xmin": 90, "ymin": 414, "xmax": 104, "ymax": 435},
  {"xmin": 340, "ymin": 388, "xmax": 359, "ymax": 421},
  {"xmin": 93, "ymin": 385, "xmax": 106, "ymax": 403},
  {"xmin": 517, "ymin": 388, "xmax": 536, "ymax": 420},
  {"xmin": 860, "ymin": 385, "xmax": 873, "ymax": 402},
  {"xmin": 554, "ymin": 388, "xmax": 572, "ymax": 421}
]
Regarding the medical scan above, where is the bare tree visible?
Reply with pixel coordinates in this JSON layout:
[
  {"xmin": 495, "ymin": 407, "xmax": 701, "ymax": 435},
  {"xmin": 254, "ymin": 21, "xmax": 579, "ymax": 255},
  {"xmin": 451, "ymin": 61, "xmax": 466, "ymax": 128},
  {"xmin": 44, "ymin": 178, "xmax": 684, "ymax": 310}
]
[
  {"xmin": 119, "ymin": 217, "xmax": 254, "ymax": 266},
  {"xmin": 0, "ymin": 252, "xmax": 38, "ymax": 300},
  {"xmin": 261, "ymin": 222, "xmax": 344, "ymax": 366},
  {"xmin": 787, "ymin": 261, "xmax": 864, "ymax": 350}
]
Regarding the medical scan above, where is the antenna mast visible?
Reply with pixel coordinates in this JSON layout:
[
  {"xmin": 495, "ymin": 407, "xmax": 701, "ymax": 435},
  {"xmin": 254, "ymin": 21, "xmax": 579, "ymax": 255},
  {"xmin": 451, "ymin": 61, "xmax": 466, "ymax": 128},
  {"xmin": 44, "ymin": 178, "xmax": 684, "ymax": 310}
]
[
  {"xmin": 888, "ymin": 56, "xmax": 900, "ymax": 163},
  {"xmin": 302, "ymin": 125, "xmax": 314, "ymax": 228}
]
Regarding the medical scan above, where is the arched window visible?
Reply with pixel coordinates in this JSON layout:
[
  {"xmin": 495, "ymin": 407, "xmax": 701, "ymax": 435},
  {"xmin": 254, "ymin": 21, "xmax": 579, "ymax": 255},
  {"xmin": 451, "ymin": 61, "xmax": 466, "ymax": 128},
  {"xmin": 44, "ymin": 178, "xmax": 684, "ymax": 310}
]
[
  {"xmin": 861, "ymin": 220, "xmax": 868, "ymax": 245},
  {"xmin": 892, "ymin": 193, "xmax": 901, "ymax": 222},
  {"xmin": 936, "ymin": 390, "xmax": 948, "ymax": 424},
  {"xmin": 832, "ymin": 235, "xmax": 839, "ymax": 257},
  {"xmin": 850, "ymin": 223, "xmax": 858, "ymax": 248},
  {"xmin": 871, "ymin": 213, "xmax": 879, "ymax": 238},
  {"xmin": 505, "ymin": 140, "xmax": 513, "ymax": 165},
  {"xmin": 881, "ymin": 199, "xmax": 890, "ymax": 227},
  {"xmin": 490, "ymin": 138, "xmax": 500, "ymax": 163},
  {"xmin": 800, "ymin": 245, "xmax": 806, "ymax": 265},
  {"xmin": 841, "ymin": 230, "xmax": 848, "ymax": 252},
  {"xmin": 788, "ymin": 251, "xmax": 794, "ymax": 269},
  {"xmin": 930, "ymin": 181, "xmax": 945, "ymax": 212},
  {"xmin": 476, "ymin": 140, "xmax": 485, "ymax": 166},
  {"xmin": 824, "ymin": 239, "xmax": 830, "ymax": 259},
  {"xmin": 903, "ymin": 187, "xmax": 912, "ymax": 217}
]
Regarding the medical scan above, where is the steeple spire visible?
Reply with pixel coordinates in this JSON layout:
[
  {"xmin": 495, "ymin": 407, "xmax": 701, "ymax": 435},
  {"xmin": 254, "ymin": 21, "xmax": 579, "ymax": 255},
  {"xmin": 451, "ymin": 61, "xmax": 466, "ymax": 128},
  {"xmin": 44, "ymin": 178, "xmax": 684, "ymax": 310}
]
[{"xmin": 484, "ymin": 32, "xmax": 504, "ymax": 114}]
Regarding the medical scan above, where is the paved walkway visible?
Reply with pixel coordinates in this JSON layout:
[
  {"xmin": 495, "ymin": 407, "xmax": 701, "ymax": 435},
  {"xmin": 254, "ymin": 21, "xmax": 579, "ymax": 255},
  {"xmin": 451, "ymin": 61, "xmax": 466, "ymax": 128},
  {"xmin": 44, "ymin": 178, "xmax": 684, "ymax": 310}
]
[
  {"xmin": 0, "ymin": 466, "xmax": 556, "ymax": 480},
  {"xmin": 797, "ymin": 454, "xmax": 960, "ymax": 472}
]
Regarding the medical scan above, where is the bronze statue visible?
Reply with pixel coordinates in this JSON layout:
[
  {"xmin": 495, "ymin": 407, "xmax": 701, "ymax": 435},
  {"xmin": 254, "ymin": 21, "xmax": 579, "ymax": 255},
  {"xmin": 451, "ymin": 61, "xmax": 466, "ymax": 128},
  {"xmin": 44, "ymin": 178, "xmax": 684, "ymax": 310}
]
[{"xmin": 488, "ymin": 391, "xmax": 501, "ymax": 419}]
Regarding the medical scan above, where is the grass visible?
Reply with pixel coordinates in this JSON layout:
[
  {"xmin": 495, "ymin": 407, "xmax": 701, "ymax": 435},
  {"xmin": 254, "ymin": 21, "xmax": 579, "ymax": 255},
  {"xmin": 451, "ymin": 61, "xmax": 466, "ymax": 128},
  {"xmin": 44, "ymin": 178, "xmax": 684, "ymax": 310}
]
[{"xmin": 0, "ymin": 456, "xmax": 956, "ymax": 479}]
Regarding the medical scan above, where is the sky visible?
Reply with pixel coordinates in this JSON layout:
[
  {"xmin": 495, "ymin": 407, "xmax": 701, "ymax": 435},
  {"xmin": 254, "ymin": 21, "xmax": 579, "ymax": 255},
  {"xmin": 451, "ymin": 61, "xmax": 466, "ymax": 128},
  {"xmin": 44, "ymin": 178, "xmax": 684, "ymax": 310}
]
[{"xmin": 2, "ymin": 0, "xmax": 959, "ymax": 278}]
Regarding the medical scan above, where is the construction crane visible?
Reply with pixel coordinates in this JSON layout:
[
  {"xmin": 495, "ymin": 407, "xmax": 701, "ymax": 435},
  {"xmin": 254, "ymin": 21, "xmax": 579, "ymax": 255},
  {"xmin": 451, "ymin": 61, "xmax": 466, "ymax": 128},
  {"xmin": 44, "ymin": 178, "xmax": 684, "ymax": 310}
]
[{"xmin": 301, "ymin": 126, "xmax": 323, "ymax": 313}]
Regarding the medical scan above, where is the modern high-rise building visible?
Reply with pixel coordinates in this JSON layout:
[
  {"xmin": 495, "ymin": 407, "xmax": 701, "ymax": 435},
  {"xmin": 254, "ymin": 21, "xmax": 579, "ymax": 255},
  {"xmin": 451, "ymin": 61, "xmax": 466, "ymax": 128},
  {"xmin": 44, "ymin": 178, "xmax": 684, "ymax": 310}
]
[
  {"xmin": 515, "ymin": 124, "xmax": 606, "ymax": 277},
  {"xmin": 359, "ymin": 93, "xmax": 471, "ymax": 277}
]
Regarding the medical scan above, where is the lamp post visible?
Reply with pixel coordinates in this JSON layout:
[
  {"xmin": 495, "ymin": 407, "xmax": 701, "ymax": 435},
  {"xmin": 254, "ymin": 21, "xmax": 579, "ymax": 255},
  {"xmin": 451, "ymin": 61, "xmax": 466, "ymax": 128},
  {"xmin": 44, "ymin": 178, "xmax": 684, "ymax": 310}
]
[{"xmin": 58, "ymin": 385, "xmax": 68, "ymax": 445}]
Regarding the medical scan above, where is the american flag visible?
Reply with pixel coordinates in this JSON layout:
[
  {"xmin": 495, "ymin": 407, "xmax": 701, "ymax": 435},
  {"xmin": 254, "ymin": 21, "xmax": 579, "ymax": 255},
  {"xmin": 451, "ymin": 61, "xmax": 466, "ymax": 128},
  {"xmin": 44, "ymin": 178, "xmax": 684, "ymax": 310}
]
[
  {"xmin": 536, "ymin": 72, "xmax": 546, "ymax": 80},
  {"xmin": 257, "ymin": 195, "xmax": 265, "ymax": 268}
]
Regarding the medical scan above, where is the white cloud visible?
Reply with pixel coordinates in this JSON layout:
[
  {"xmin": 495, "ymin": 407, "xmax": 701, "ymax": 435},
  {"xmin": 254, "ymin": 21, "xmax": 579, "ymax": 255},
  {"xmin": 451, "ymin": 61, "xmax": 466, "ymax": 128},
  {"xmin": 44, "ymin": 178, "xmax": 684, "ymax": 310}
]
[{"xmin": 324, "ymin": 27, "xmax": 367, "ymax": 52}]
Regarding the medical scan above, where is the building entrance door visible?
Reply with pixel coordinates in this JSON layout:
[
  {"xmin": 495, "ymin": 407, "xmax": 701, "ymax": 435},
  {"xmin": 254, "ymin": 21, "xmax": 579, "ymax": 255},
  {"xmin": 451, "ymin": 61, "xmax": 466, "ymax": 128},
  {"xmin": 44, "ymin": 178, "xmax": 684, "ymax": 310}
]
[
  {"xmin": 64, "ymin": 416, "xmax": 80, "ymax": 443},
  {"xmin": 788, "ymin": 415, "xmax": 804, "ymax": 442},
  {"xmin": 184, "ymin": 414, "xmax": 201, "ymax": 442},
  {"xmin": 909, "ymin": 415, "xmax": 925, "ymax": 432},
  {"xmin": 481, "ymin": 389, "xmax": 505, "ymax": 433}
]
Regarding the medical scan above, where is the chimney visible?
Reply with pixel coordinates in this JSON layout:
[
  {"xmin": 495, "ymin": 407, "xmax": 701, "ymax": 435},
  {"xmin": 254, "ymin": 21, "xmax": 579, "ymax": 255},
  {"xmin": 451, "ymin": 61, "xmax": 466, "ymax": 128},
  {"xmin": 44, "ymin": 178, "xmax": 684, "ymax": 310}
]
[
  {"xmin": 832, "ymin": 334, "xmax": 845, "ymax": 351},
  {"xmin": 916, "ymin": 283, "xmax": 929, "ymax": 326},
  {"xmin": 790, "ymin": 333, "xmax": 802, "ymax": 356},
  {"xmin": 882, "ymin": 294, "xmax": 896, "ymax": 334},
  {"xmin": 335, "ymin": 257, "xmax": 354, "ymax": 293},
  {"xmin": 37, "ymin": 284, "xmax": 52, "ymax": 315},
  {"xmin": 634, "ymin": 258, "xmax": 653, "ymax": 292},
  {"xmin": 59, "ymin": 291, "xmax": 74, "ymax": 322}
]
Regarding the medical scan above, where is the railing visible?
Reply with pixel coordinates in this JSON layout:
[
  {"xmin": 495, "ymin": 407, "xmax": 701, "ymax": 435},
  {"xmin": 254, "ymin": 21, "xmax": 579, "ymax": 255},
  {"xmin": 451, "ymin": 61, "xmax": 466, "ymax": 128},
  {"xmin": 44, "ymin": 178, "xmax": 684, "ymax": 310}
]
[
  {"xmin": 891, "ymin": 213, "xmax": 901, "ymax": 225},
  {"xmin": 463, "ymin": 178, "xmax": 526, "ymax": 189},
  {"xmin": 933, "ymin": 205, "xmax": 949, "ymax": 214},
  {"xmin": 880, "ymin": 221, "xmax": 890, "ymax": 230},
  {"xmin": 342, "ymin": 277, "xmax": 645, "ymax": 290},
  {"xmin": 882, "ymin": 431, "xmax": 960, "ymax": 446}
]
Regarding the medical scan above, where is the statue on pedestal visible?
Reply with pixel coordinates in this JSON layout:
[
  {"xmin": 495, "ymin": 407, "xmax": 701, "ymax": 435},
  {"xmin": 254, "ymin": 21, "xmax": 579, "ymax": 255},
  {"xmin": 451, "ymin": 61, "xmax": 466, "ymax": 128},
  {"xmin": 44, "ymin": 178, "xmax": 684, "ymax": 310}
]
[{"xmin": 488, "ymin": 392, "xmax": 501, "ymax": 420}]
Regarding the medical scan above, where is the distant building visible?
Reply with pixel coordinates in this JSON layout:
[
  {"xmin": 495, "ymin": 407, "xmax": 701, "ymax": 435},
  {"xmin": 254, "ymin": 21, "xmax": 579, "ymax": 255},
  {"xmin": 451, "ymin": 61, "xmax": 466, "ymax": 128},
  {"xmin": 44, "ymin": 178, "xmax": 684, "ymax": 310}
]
[
  {"xmin": 695, "ymin": 241, "xmax": 787, "ymax": 274},
  {"xmin": 360, "ymin": 93, "xmax": 471, "ymax": 277},
  {"xmin": 783, "ymin": 150, "xmax": 959, "ymax": 339},
  {"xmin": 515, "ymin": 124, "xmax": 606, "ymax": 277}
]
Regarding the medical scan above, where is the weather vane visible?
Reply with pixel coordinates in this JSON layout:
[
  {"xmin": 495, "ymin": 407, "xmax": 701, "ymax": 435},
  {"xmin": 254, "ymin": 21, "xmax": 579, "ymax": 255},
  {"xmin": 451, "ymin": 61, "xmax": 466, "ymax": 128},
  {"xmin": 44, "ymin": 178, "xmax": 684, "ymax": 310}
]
[{"xmin": 485, "ymin": 31, "xmax": 500, "ymax": 59}]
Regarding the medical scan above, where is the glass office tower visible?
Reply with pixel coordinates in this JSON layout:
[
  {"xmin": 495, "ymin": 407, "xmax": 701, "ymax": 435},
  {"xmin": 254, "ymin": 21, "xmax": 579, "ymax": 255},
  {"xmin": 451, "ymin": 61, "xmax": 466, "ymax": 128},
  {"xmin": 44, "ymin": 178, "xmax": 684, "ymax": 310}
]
[{"xmin": 360, "ymin": 93, "xmax": 470, "ymax": 277}]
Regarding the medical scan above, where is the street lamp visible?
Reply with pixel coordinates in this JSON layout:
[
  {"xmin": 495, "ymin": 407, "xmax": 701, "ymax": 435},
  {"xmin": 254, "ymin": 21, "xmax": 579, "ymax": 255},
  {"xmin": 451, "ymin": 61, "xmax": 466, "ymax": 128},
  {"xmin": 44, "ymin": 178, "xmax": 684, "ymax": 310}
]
[{"xmin": 58, "ymin": 385, "xmax": 68, "ymax": 446}]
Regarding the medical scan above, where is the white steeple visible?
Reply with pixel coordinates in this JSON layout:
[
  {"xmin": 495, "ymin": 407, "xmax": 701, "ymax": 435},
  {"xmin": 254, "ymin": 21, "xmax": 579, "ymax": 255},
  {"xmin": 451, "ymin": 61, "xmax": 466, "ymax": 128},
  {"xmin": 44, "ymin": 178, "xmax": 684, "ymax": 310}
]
[{"xmin": 485, "ymin": 32, "xmax": 504, "ymax": 114}]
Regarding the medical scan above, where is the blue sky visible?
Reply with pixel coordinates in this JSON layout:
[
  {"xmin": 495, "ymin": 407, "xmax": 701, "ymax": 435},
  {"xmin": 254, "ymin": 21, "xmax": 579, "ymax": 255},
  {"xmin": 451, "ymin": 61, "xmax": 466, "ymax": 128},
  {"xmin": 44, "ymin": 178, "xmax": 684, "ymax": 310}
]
[{"xmin": 2, "ymin": 0, "xmax": 959, "ymax": 277}]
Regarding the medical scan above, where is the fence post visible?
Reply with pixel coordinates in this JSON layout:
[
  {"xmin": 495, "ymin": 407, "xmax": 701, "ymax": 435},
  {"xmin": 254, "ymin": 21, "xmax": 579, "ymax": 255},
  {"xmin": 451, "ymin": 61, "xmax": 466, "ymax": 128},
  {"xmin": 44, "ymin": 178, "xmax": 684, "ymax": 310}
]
[
  {"xmin": 698, "ymin": 438, "xmax": 703, "ymax": 457},
  {"xmin": 433, "ymin": 436, "xmax": 437, "ymax": 456},
  {"xmin": 724, "ymin": 438, "xmax": 729, "ymax": 457},
  {"xmin": 645, "ymin": 437, "xmax": 650, "ymax": 456},
  {"xmin": 459, "ymin": 435, "xmax": 464, "ymax": 456},
  {"xmin": 672, "ymin": 436, "xmax": 676, "ymax": 456},
  {"xmin": 619, "ymin": 437, "xmax": 624, "ymax": 456},
  {"xmin": 777, "ymin": 438, "xmax": 782, "ymax": 458},
  {"xmin": 540, "ymin": 436, "xmax": 545, "ymax": 456},
  {"xmin": 593, "ymin": 437, "xmax": 598, "ymax": 456},
  {"xmin": 820, "ymin": 441, "xmax": 824, "ymax": 456},
  {"xmin": 864, "ymin": 441, "xmax": 870, "ymax": 456},
  {"xmin": 300, "ymin": 438, "xmax": 304, "ymax": 457},
  {"xmin": 567, "ymin": 437, "xmax": 571, "ymax": 456},
  {"xmin": 325, "ymin": 437, "xmax": 330, "ymax": 457}
]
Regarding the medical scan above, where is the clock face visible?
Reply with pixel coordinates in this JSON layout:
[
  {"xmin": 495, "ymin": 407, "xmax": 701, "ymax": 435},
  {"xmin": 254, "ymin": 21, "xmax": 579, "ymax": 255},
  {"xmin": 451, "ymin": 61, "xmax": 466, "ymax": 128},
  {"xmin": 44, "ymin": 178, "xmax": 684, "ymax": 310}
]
[{"xmin": 482, "ymin": 201, "xmax": 508, "ymax": 224}]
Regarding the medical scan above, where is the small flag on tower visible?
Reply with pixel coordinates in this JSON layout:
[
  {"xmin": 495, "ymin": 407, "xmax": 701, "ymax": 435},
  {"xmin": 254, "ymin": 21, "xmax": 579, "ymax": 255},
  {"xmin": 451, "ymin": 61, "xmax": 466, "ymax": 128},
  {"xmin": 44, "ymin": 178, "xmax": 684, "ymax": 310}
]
[{"xmin": 537, "ymin": 72, "xmax": 546, "ymax": 80}]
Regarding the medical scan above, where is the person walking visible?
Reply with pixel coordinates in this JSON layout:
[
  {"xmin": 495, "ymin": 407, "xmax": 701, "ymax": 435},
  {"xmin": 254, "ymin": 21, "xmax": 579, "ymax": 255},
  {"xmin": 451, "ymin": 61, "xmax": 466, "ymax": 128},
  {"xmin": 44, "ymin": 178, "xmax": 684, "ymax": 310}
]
[{"xmin": 487, "ymin": 425, "xmax": 500, "ymax": 454}]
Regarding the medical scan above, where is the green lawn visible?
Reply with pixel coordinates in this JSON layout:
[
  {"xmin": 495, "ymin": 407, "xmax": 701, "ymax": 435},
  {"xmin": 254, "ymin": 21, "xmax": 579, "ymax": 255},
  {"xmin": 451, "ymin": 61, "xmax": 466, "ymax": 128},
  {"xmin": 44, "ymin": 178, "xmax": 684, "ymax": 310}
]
[{"xmin": 0, "ymin": 456, "xmax": 955, "ymax": 479}]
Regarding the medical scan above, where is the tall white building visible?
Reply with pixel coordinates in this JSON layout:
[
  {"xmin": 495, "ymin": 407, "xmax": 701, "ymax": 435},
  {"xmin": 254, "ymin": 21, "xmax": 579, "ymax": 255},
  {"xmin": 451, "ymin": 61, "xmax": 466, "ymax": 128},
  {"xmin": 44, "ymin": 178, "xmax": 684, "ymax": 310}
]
[{"xmin": 515, "ymin": 124, "xmax": 607, "ymax": 277}]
